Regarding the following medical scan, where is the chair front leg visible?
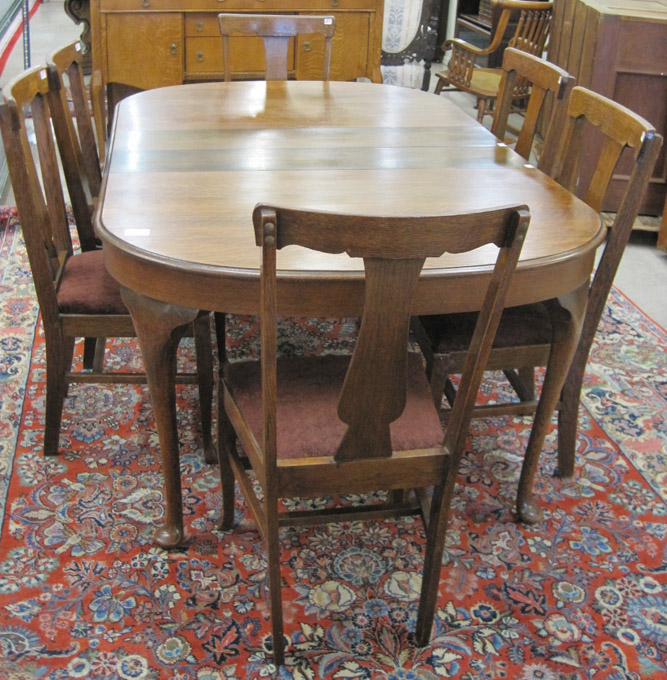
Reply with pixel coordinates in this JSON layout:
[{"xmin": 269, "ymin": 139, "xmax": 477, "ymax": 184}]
[
  {"xmin": 266, "ymin": 497, "xmax": 285, "ymax": 666},
  {"xmin": 44, "ymin": 335, "xmax": 75, "ymax": 456},
  {"xmin": 216, "ymin": 389, "xmax": 236, "ymax": 532}
]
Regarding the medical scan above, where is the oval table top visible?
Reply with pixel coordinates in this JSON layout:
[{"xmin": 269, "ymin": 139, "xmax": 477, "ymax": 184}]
[{"xmin": 96, "ymin": 80, "xmax": 604, "ymax": 316}]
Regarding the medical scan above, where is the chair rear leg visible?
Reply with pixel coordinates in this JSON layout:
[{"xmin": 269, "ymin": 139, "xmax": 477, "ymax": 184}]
[
  {"xmin": 429, "ymin": 356, "xmax": 451, "ymax": 409},
  {"xmin": 216, "ymin": 396, "xmax": 236, "ymax": 531},
  {"xmin": 82, "ymin": 337, "xmax": 97, "ymax": 370},
  {"xmin": 557, "ymin": 350, "xmax": 588, "ymax": 479},
  {"xmin": 415, "ymin": 482, "xmax": 451, "ymax": 646},
  {"xmin": 266, "ymin": 503, "xmax": 285, "ymax": 666},
  {"xmin": 92, "ymin": 337, "xmax": 106, "ymax": 373},
  {"xmin": 44, "ymin": 336, "xmax": 75, "ymax": 457},
  {"xmin": 476, "ymin": 98, "xmax": 487, "ymax": 123},
  {"xmin": 194, "ymin": 314, "xmax": 215, "ymax": 463}
]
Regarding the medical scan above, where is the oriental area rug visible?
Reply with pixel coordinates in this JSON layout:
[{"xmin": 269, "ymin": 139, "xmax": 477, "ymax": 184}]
[{"xmin": 0, "ymin": 208, "xmax": 665, "ymax": 679}]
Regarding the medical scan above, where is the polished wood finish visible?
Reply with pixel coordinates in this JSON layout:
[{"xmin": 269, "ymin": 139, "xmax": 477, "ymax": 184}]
[
  {"xmin": 1, "ymin": 66, "xmax": 214, "ymax": 462},
  {"xmin": 89, "ymin": 0, "xmax": 384, "ymax": 96},
  {"xmin": 218, "ymin": 13, "xmax": 335, "ymax": 82},
  {"xmin": 491, "ymin": 47, "xmax": 574, "ymax": 161},
  {"xmin": 95, "ymin": 80, "xmax": 603, "ymax": 548},
  {"xmin": 435, "ymin": 0, "xmax": 553, "ymax": 122},
  {"xmin": 548, "ymin": 0, "xmax": 666, "ymax": 216},
  {"xmin": 413, "ymin": 85, "xmax": 663, "ymax": 523},
  {"xmin": 219, "ymin": 203, "xmax": 530, "ymax": 664}
]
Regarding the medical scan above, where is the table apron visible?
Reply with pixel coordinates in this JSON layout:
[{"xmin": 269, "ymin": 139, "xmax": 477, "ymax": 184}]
[{"xmin": 102, "ymin": 241, "xmax": 597, "ymax": 317}]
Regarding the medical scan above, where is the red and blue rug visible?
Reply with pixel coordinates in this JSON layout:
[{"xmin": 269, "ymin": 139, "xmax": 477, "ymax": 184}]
[{"xmin": 0, "ymin": 209, "xmax": 665, "ymax": 679}]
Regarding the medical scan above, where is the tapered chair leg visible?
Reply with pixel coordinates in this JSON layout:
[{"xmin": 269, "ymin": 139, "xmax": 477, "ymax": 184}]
[
  {"xmin": 476, "ymin": 98, "xmax": 487, "ymax": 123},
  {"xmin": 193, "ymin": 314, "xmax": 215, "ymax": 463},
  {"xmin": 216, "ymin": 397, "xmax": 236, "ymax": 532},
  {"xmin": 556, "ymin": 350, "xmax": 588, "ymax": 479},
  {"xmin": 82, "ymin": 337, "xmax": 97, "ymax": 370},
  {"xmin": 266, "ymin": 504, "xmax": 285, "ymax": 666},
  {"xmin": 415, "ymin": 482, "xmax": 451, "ymax": 646},
  {"xmin": 44, "ymin": 336, "xmax": 75, "ymax": 456}
]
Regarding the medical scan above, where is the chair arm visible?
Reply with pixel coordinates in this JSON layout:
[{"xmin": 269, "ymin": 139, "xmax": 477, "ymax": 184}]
[{"xmin": 442, "ymin": 38, "xmax": 498, "ymax": 58}]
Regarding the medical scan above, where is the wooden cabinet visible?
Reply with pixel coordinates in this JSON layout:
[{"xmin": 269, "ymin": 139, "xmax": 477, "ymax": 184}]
[
  {"xmin": 548, "ymin": 0, "xmax": 666, "ymax": 217},
  {"xmin": 91, "ymin": 0, "xmax": 384, "ymax": 93},
  {"xmin": 105, "ymin": 12, "xmax": 183, "ymax": 89}
]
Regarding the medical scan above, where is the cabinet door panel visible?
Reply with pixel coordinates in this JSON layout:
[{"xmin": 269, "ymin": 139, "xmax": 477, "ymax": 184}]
[
  {"xmin": 106, "ymin": 13, "xmax": 183, "ymax": 89},
  {"xmin": 297, "ymin": 12, "xmax": 369, "ymax": 81}
]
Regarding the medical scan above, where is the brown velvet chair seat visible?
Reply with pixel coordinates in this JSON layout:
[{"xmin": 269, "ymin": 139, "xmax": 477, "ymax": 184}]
[
  {"xmin": 57, "ymin": 250, "xmax": 127, "ymax": 315},
  {"xmin": 226, "ymin": 352, "xmax": 444, "ymax": 460},
  {"xmin": 420, "ymin": 303, "xmax": 552, "ymax": 353}
]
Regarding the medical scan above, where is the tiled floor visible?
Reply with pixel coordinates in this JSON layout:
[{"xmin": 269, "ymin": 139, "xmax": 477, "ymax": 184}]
[{"xmin": 2, "ymin": 3, "xmax": 666, "ymax": 327}]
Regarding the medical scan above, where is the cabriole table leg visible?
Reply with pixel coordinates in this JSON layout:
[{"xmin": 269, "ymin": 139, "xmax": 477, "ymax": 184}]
[
  {"xmin": 120, "ymin": 286, "xmax": 200, "ymax": 549},
  {"xmin": 516, "ymin": 282, "xmax": 589, "ymax": 524}
]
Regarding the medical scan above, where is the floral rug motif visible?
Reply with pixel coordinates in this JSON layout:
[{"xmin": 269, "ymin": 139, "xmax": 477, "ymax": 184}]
[{"xmin": 0, "ymin": 210, "xmax": 666, "ymax": 679}]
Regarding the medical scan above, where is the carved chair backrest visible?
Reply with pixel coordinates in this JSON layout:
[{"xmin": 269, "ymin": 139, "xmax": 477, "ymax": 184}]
[
  {"xmin": 218, "ymin": 13, "xmax": 336, "ymax": 81},
  {"xmin": 252, "ymin": 203, "xmax": 531, "ymax": 467},
  {"xmin": 491, "ymin": 47, "xmax": 574, "ymax": 160}
]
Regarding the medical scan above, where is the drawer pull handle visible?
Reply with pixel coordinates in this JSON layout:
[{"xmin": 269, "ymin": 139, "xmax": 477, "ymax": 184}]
[
  {"xmin": 141, "ymin": 0, "xmax": 149, "ymax": 7},
  {"xmin": 196, "ymin": 21, "xmax": 203, "ymax": 32},
  {"xmin": 331, "ymin": 0, "xmax": 339, "ymax": 6},
  {"xmin": 170, "ymin": 43, "xmax": 178, "ymax": 55},
  {"xmin": 303, "ymin": 41, "xmax": 311, "ymax": 52},
  {"xmin": 196, "ymin": 51, "xmax": 204, "ymax": 62}
]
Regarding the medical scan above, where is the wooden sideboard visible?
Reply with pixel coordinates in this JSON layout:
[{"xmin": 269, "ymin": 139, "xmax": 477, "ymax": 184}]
[
  {"xmin": 90, "ymin": 0, "xmax": 384, "ymax": 94},
  {"xmin": 548, "ymin": 0, "xmax": 666, "ymax": 218}
]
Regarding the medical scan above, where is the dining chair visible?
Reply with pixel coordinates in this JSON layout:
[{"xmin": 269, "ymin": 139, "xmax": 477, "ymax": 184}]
[
  {"xmin": 434, "ymin": 0, "xmax": 553, "ymax": 123},
  {"xmin": 216, "ymin": 202, "xmax": 531, "ymax": 664},
  {"xmin": 217, "ymin": 13, "xmax": 336, "ymax": 81},
  {"xmin": 0, "ymin": 66, "xmax": 215, "ymax": 461},
  {"xmin": 412, "ymin": 86, "xmax": 663, "ymax": 523},
  {"xmin": 490, "ymin": 47, "xmax": 574, "ymax": 161}
]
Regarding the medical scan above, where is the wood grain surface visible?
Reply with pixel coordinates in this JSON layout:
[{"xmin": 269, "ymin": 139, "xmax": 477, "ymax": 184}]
[{"xmin": 97, "ymin": 81, "xmax": 604, "ymax": 315}]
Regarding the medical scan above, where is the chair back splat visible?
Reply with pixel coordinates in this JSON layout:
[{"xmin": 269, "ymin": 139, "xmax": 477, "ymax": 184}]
[
  {"xmin": 217, "ymin": 203, "xmax": 530, "ymax": 664},
  {"xmin": 217, "ymin": 13, "xmax": 335, "ymax": 81}
]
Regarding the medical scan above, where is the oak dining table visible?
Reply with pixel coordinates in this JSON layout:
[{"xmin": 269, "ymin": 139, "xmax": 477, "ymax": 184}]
[{"xmin": 95, "ymin": 80, "xmax": 604, "ymax": 549}]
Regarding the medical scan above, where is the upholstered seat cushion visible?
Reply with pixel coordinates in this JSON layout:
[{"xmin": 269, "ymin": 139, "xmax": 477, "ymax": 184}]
[
  {"xmin": 420, "ymin": 303, "xmax": 552, "ymax": 352},
  {"xmin": 226, "ymin": 352, "xmax": 444, "ymax": 460},
  {"xmin": 57, "ymin": 250, "xmax": 127, "ymax": 314}
]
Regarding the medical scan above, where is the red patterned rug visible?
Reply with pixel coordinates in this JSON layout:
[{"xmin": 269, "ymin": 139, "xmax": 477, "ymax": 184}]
[{"xmin": 0, "ymin": 209, "xmax": 665, "ymax": 679}]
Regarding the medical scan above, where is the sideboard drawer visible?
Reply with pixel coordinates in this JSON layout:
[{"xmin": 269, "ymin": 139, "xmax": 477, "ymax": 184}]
[
  {"xmin": 185, "ymin": 36, "xmax": 295, "ymax": 77},
  {"xmin": 101, "ymin": 0, "xmax": 376, "ymax": 11}
]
